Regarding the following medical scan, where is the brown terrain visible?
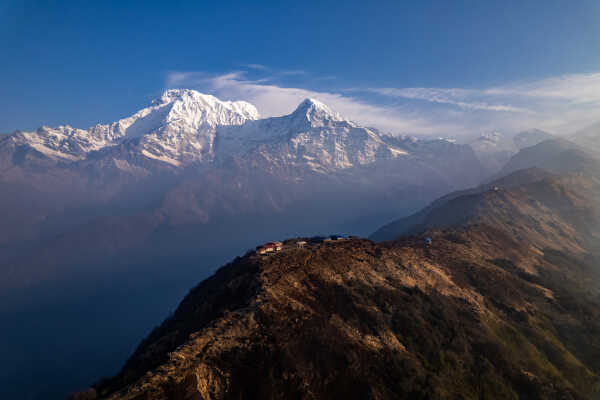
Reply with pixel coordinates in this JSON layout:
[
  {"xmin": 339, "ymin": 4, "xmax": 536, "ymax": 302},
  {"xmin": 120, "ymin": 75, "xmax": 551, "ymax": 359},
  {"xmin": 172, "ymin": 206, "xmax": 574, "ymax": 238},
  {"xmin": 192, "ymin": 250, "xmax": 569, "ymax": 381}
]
[{"xmin": 74, "ymin": 151, "xmax": 600, "ymax": 399}]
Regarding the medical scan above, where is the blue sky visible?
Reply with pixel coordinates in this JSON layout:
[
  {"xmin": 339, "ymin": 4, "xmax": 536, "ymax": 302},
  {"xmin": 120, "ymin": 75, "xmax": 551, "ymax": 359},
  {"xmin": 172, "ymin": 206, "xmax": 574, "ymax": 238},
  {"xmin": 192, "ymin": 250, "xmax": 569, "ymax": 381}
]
[{"xmin": 1, "ymin": 0, "xmax": 600, "ymax": 136}]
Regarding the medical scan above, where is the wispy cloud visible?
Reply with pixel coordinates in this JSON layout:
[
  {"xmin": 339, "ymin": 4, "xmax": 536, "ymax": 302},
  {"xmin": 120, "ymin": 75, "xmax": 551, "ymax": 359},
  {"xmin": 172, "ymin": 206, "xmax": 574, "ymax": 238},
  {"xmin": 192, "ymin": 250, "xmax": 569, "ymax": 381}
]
[
  {"xmin": 165, "ymin": 67, "xmax": 600, "ymax": 138},
  {"xmin": 243, "ymin": 63, "xmax": 269, "ymax": 71},
  {"xmin": 361, "ymin": 73, "xmax": 600, "ymax": 135},
  {"xmin": 486, "ymin": 72, "xmax": 600, "ymax": 103},
  {"xmin": 363, "ymin": 87, "xmax": 532, "ymax": 113},
  {"xmin": 279, "ymin": 70, "xmax": 307, "ymax": 76}
]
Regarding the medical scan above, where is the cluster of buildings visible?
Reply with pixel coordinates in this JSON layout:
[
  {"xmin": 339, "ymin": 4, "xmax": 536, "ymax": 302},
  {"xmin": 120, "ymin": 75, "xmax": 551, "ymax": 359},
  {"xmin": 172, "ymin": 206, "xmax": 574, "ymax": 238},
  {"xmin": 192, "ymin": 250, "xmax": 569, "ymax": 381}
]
[
  {"xmin": 256, "ymin": 241, "xmax": 283, "ymax": 255},
  {"xmin": 255, "ymin": 235, "xmax": 353, "ymax": 255}
]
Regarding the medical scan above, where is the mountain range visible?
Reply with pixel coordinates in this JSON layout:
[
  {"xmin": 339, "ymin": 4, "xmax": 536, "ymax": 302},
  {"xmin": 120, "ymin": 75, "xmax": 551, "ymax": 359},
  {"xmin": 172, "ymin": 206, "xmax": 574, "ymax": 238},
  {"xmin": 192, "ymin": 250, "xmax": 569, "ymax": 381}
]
[{"xmin": 1, "ymin": 89, "xmax": 481, "ymax": 177}]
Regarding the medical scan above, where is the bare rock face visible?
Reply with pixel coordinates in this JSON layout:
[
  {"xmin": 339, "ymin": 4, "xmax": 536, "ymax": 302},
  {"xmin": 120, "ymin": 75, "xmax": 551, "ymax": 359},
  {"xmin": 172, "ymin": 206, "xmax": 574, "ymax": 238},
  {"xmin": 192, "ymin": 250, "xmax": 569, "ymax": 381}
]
[{"xmin": 79, "ymin": 166, "xmax": 600, "ymax": 399}]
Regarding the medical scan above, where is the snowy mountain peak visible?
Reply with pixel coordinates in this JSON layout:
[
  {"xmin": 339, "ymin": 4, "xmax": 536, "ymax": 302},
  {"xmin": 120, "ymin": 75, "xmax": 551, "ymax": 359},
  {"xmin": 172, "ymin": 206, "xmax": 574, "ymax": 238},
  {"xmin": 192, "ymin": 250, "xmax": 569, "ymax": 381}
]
[
  {"xmin": 295, "ymin": 98, "xmax": 330, "ymax": 113},
  {"xmin": 291, "ymin": 98, "xmax": 344, "ymax": 126},
  {"xmin": 157, "ymin": 88, "xmax": 208, "ymax": 104},
  {"xmin": 154, "ymin": 89, "xmax": 260, "ymax": 123},
  {"xmin": 119, "ymin": 89, "xmax": 261, "ymax": 164}
]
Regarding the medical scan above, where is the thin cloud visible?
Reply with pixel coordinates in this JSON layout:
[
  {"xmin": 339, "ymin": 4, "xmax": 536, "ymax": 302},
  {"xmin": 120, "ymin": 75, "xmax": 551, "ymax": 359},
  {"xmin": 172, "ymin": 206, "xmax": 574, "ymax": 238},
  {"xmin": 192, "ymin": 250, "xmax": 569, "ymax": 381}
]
[
  {"xmin": 244, "ymin": 63, "xmax": 269, "ymax": 71},
  {"xmin": 486, "ymin": 72, "xmax": 600, "ymax": 103},
  {"xmin": 279, "ymin": 70, "xmax": 307, "ymax": 76},
  {"xmin": 351, "ymin": 72, "xmax": 600, "ymax": 134},
  {"xmin": 364, "ymin": 87, "xmax": 533, "ymax": 113}
]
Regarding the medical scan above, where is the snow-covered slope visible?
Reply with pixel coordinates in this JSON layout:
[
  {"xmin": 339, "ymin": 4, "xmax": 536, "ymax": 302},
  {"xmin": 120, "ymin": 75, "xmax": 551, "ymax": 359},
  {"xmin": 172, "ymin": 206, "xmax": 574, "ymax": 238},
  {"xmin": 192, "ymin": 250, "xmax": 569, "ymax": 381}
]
[
  {"xmin": 128, "ymin": 90, "xmax": 259, "ymax": 165},
  {"xmin": 8, "ymin": 125, "xmax": 108, "ymax": 161}
]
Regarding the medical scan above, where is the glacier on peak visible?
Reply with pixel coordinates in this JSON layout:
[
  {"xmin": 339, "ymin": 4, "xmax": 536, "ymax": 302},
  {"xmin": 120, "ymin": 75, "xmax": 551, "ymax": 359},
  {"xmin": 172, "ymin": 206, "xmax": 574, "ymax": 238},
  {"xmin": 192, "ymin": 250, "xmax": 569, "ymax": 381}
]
[{"xmin": 290, "ymin": 98, "xmax": 344, "ymax": 126}]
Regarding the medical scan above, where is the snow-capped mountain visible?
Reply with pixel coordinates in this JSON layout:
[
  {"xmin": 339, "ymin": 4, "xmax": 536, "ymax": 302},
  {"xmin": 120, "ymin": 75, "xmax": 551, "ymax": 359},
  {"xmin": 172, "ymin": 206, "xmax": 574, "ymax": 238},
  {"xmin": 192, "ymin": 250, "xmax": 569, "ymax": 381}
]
[
  {"xmin": 218, "ymin": 98, "xmax": 408, "ymax": 173},
  {"xmin": 3, "ymin": 89, "xmax": 259, "ymax": 166}
]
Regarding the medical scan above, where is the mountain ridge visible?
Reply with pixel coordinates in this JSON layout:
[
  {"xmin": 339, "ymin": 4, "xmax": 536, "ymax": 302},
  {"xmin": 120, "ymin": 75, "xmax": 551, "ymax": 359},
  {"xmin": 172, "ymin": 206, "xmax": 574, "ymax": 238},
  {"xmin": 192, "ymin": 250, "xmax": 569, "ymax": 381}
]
[
  {"xmin": 372, "ymin": 139, "xmax": 600, "ymax": 242},
  {"xmin": 77, "ymin": 164, "xmax": 600, "ymax": 399}
]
